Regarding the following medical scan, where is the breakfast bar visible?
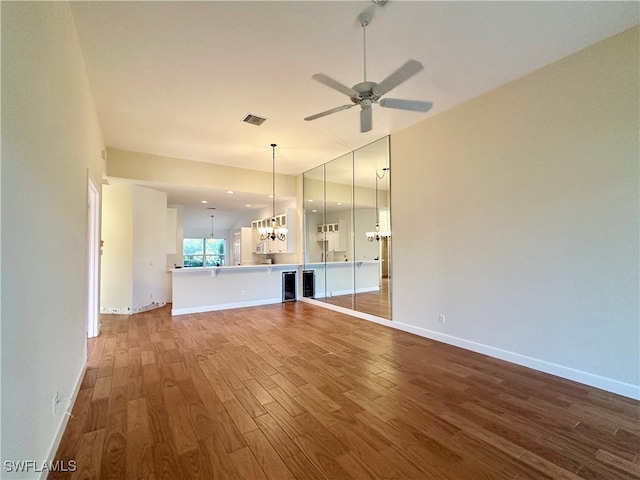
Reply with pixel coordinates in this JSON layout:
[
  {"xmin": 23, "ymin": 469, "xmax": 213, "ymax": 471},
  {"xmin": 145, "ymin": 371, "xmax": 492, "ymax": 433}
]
[
  {"xmin": 170, "ymin": 264, "xmax": 299, "ymax": 315},
  {"xmin": 170, "ymin": 260, "xmax": 381, "ymax": 316}
]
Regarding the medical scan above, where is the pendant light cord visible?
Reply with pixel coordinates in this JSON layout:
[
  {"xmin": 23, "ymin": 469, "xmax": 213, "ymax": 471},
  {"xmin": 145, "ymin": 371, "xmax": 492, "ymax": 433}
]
[
  {"xmin": 271, "ymin": 144, "xmax": 277, "ymax": 221},
  {"xmin": 375, "ymin": 168, "xmax": 388, "ymax": 228},
  {"xmin": 375, "ymin": 173, "xmax": 379, "ymax": 225}
]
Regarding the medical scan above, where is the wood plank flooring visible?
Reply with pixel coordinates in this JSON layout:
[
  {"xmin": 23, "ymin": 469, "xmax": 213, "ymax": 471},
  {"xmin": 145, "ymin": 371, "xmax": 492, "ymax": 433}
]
[
  {"xmin": 51, "ymin": 302, "xmax": 639, "ymax": 479},
  {"xmin": 320, "ymin": 278, "xmax": 391, "ymax": 319}
]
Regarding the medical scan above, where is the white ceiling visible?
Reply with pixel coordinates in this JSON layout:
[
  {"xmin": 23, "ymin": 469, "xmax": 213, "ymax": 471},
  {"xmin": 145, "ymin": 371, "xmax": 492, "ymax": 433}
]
[{"xmin": 70, "ymin": 1, "xmax": 638, "ymax": 214}]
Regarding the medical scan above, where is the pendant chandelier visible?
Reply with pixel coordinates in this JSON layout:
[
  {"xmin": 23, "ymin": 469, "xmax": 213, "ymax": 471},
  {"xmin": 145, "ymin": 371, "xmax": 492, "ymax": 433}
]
[
  {"xmin": 209, "ymin": 215, "xmax": 215, "ymax": 240},
  {"xmin": 259, "ymin": 143, "xmax": 288, "ymax": 241},
  {"xmin": 366, "ymin": 167, "xmax": 391, "ymax": 242}
]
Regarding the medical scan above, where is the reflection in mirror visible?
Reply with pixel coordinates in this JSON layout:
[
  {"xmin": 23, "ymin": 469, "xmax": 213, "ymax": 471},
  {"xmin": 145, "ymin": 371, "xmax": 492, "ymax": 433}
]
[
  {"xmin": 302, "ymin": 136, "xmax": 391, "ymax": 320},
  {"xmin": 303, "ymin": 164, "xmax": 326, "ymax": 301},
  {"xmin": 324, "ymin": 153, "xmax": 354, "ymax": 310},
  {"xmin": 354, "ymin": 137, "xmax": 390, "ymax": 319}
]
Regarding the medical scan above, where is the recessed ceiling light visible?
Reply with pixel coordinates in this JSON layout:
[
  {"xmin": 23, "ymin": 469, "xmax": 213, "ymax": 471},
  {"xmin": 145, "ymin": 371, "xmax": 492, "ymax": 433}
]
[
  {"xmin": 245, "ymin": 204, "xmax": 252, "ymax": 207},
  {"xmin": 201, "ymin": 200, "xmax": 208, "ymax": 204},
  {"xmin": 308, "ymin": 199, "xmax": 314, "ymax": 203},
  {"xmin": 312, "ymin": 209, "xmax": 317, "ymax": 213},
  {"xmin": 227, "ymin": 191, "xmax": 234, "ymax": 195},
  {"xmin": 337, "ymin": 202, "xmax": 343, "ymax": 206},
  {"xmin": 268, "ymin": 194, "xmax": 274, "ymax": 198}
]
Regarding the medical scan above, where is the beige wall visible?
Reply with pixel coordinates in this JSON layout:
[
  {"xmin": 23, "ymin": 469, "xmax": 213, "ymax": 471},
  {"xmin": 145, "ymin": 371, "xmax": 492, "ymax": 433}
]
[
  {"xmin": 107, "ymin": 147, "xmax": 297, "ymax": 198},
  {"xmin": 101, "ymin": 184, "xmax": 170, "ymax": 313},
  {"xmin": 391, "ymin": 26, "xmax": 639, "ymax": 397},
  {"xmin": 1, "ymin": 1, "xmax": 106, "ymax": 472},
  {"xmin": 101, "ymin": 185, "xmax": 134, "ymax": 310}
]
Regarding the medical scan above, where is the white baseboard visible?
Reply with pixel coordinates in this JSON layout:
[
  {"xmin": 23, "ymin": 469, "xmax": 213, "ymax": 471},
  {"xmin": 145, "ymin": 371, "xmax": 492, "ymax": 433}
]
[
  {"xmin": 172, "ymin": 297, "xmax": 283, "ymax": 316},
  {"xmin": 314, "ymin": 286, "xmax": 380, "ymax": 297},
  {"xmin": 41, "ymin": 363, "xmax": 86, "ymax": 479},
  {"xmin": 100, "ymin": 301, "xmax": 166, "ymax": 315},
  {"xmin": 131, "ymin": 301, "xmax": 166, "ymax": 314},
  {"xmin": 300, "ymin": 297, "xmax": 390, "ymax": 325},
  {"xmin": 300, "ymin": 298, "xmax": 640, "ymax": 400},
  {"xmin": 391, "ymin": 321, "xmax": 640, "ymax": 400}
]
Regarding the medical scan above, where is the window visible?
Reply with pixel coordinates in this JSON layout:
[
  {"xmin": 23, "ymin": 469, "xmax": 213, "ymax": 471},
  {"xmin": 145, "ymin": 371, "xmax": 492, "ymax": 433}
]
[{"xmin": 183, "ymin": 238, "xmax": 226, "ymax": 267}]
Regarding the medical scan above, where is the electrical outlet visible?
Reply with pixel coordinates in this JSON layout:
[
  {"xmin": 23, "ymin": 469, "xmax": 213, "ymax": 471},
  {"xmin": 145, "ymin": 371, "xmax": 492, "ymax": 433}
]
[
  {"xmin": 439, "ymin": 314, "xmax": 446, "ymax": 324},
  {"xmin": 241, "ymin": 290, "xmax": 246, "ymax": 296}
]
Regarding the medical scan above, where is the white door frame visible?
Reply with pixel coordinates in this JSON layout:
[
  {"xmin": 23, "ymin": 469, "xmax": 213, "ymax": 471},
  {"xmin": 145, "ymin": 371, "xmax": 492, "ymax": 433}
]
[{"xmin": 87, "ymin": 178, "xmax": 100, "ymax": 339}]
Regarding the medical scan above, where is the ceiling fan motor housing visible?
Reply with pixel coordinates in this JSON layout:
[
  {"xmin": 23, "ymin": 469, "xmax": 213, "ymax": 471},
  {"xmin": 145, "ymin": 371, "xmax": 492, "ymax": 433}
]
[{"xmin": 351, "ymin": 81, "xmax": 379, "ymax": 104}]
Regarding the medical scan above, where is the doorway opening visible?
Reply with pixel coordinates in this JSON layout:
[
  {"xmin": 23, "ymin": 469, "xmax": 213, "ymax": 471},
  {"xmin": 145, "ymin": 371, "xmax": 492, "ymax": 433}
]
[{"xmin": 86, "ymin": 178, "xmax": 100, "ymax": 357}]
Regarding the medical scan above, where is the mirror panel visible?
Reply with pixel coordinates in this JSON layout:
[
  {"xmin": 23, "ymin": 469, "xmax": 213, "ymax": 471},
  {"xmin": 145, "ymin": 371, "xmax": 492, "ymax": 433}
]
[
  {"xmin": 324, "ymin": 152, "xmax": 353, "ymax": 310},
  {"xmin": 303, "ymin": 164, "xmax": 326, "ymax": 301},
  {"xmin": 354, "ymin": 137, "xmax": 390, "ymax": 319},
  {"xmin": 302, "ymin": 136, "xmax": 391, "ymax": 320}
]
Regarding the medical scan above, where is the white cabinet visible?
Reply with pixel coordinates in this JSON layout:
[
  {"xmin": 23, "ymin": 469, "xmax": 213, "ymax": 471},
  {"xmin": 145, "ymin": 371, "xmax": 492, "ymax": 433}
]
[
  {"xmin": 251, "ymin": 208, "xmax": 297, "ymax": 254},
  {"xmin": 327, "ymin": 223, "xmax": 340, "ymax": 252},
  {"xmin": 251, "ymin": 220, "xmax": 261, "ymax": 253},
  {"xmin": 233, "ymin": 227, "xmax": 253, "ymax": 265},
  {"xmin": 316, "ymin": 220, "xmax": 345, "ymax": 251},
  {"xmin": 267, "ymin": 240, "xmax": 279, "ymax": 254}
]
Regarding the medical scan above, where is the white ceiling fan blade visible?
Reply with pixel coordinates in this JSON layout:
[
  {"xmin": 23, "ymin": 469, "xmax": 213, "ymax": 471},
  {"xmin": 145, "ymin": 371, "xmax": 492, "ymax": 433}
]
[
  {"xmin": 311, "ymin": 73, "xmax": 359, "ymax": 98},
  {"xmin": 379, "ymin": 98, "xmax": 433, "ymax": 112},
  {"xmin": 304, "ymin": 104, "xmax": 354, "ymax": 121},
  {"xmin": 360, "ymin": 107, "xmax": 372, "ymax": 133},
  {"xmin": 373, "ymin": 60, "xmax": 424, "ymax": 97}
]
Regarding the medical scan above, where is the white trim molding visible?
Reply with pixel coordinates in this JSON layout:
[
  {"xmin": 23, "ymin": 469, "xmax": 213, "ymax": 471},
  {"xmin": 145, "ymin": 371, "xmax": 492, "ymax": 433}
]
[
  {"xmin": 301, "ymin": 298, "xmax": 640, "ymax": 400},
  {"xmin": 172, "ymin": 297, "xmax": 282, "ymax": 316},
  {"xmin": 41, "ymin": 364, "xmax": 86, "ymax": 479}
]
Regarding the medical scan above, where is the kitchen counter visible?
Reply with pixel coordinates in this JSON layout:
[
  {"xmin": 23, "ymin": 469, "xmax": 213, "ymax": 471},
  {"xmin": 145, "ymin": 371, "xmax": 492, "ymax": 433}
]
[
  {"xmin": 170, "ymin": 260, "xmax": 381, "ymax": 316},
  {"xmin": 170, "ymin": 263, "xmax": 299, "ymax": 315},
  {"xmin": 170, "ymin": 263, "xmax": 299, "ymax": 273},
  {"xmin": 300, "ymin": 260, "xmax": 381, "ymax": 298},
  {"xmin": 302, "ymin": 260, "xmax": 379, "ymax": 267},
  {"xmin": 170, "ymin": 260, "xmax": 376, "ymax": 273}
]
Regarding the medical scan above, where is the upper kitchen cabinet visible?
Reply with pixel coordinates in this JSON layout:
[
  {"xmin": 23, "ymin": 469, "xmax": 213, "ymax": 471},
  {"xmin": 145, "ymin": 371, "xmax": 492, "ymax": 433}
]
[{"xmin": 251, "ymin": 207, "xmax": 297, "ymax": 254}]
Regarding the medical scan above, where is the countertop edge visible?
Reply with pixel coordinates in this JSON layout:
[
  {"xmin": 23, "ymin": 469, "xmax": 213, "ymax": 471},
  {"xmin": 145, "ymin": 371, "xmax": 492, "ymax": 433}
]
[{"xmin": 170, "ymin": 260, "xmax": 379, "ymax": 273}]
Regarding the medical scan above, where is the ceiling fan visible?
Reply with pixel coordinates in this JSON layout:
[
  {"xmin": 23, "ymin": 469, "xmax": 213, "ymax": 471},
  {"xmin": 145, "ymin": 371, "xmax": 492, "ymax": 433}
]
[{"xmin": 304, "ymin": 8, "xmax": 433, "ymax": 133}]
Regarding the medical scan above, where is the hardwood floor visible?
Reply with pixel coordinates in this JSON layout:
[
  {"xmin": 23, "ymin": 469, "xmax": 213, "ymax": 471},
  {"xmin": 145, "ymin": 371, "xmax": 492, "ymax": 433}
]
[
  {"xmin": 321, "ymin": 278, "xmax": 392, "ymax": 319},
  {"xmin": 51, "ymin": 302, "xmax": 639, "ymax": 479}
]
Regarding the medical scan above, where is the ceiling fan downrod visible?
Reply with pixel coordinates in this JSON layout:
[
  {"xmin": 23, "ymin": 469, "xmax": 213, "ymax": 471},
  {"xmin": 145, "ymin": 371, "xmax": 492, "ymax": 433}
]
[
  {"xmin": 362, "ymin": 21, "xmax": 368, "ymax": 82},
  {"xmin": 358, "ymin": 7, "xmax": 374, "ymax": 82}
]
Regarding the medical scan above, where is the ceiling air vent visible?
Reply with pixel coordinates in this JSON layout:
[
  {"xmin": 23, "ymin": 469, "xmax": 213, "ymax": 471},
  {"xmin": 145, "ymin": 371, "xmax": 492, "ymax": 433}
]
[{"xmin": 242, "ymin": 114, "xmax": 267, "ymax": 126}]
